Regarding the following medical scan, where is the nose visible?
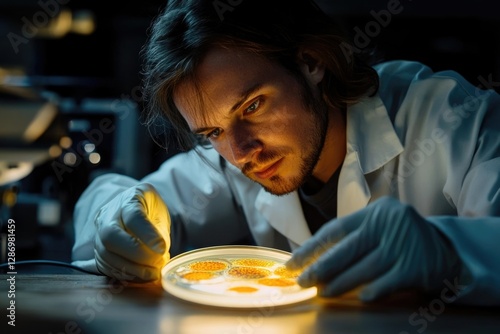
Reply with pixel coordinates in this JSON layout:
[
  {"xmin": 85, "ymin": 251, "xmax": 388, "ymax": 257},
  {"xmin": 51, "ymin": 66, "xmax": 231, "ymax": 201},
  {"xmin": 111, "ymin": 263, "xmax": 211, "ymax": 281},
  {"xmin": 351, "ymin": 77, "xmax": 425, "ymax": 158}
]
[{"xmin": 226, "ymin": 126, "xmax": 262, "ymax": 165}]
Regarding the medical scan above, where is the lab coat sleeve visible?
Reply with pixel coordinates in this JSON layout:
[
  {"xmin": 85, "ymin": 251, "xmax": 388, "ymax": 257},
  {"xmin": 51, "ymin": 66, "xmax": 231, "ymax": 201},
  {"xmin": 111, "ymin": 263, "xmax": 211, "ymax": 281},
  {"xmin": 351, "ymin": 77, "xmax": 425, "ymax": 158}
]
[
  {"xmin": 71, "ymin": 147, "xmax": 250, "ymax": 272},
  {"xmin": 140, "ymin": 147, "xmax": 252, "ymax": 255},
  {"xmin": 426, "ymin": 77, "xmax": 500, "ymax": 305},
  {"xmin": 428, "ymin": 215, "xmax": 500, "ymax": 306},
  {"xmin": 71, "ymin": 173, "xmax": 139, "ymax": 273},
  {"xmin": 428, "ymin": 158, "xmax": 500, "ymax": 306}
]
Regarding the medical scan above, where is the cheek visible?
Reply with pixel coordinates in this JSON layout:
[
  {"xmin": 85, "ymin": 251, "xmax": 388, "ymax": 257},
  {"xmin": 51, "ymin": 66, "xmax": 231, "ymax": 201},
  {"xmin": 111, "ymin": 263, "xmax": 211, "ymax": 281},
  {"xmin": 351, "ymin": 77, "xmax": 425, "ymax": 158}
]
[
  {"xmin": 269, "ymin": 106, "xmax": 292, "ymax": 132},
  {"xmin": 210, "ymin": 141, "xmax": 233, "ymax": 162},
  {"xmin": 265, "ymin": 105, "xmax": 306, "ymax": 139}
]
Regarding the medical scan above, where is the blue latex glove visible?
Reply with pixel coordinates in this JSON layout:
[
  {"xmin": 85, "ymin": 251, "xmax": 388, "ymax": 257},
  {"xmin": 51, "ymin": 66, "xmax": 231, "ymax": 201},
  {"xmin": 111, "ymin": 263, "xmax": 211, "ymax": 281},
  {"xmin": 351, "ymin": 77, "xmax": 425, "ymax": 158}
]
[
  {"xmin": 286, "ymin": 196, "xmax": 462, "ymax": 302},
  {"xmin": 94, "ymin": 183, "xmax": 171, "ymax": 282}
]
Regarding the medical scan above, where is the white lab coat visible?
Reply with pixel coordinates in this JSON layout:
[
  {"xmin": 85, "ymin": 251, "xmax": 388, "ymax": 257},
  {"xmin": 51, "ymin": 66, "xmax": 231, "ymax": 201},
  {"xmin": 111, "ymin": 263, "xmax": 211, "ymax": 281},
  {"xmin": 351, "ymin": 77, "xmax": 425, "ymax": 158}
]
[{"xmin": 72, "ymin": 60, "xmax": 500, "ymax": 305}]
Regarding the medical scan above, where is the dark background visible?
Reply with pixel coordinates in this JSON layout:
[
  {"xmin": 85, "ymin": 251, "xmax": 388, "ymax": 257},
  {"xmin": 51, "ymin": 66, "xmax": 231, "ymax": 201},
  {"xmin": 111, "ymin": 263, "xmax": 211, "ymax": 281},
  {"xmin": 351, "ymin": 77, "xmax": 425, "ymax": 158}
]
[{"xmin": 0, "ymin": 0, "xmax": 499, "ymax": 266}]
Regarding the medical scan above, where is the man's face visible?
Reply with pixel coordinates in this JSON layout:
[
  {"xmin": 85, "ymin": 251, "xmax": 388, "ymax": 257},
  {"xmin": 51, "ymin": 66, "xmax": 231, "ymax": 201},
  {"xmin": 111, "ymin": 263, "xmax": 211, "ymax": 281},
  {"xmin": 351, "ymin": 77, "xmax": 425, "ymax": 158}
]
[{"xmin": 174, "ymin": 47, "xmax": 328, "ymax": 195}]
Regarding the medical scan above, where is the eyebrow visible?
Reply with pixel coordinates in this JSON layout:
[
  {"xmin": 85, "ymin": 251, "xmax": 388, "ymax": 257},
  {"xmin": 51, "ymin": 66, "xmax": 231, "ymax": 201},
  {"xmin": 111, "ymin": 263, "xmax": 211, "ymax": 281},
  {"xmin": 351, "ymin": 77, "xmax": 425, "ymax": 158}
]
[{"xmin": 192, "ymin": 83, "xmax": 263, "ymax": 135}]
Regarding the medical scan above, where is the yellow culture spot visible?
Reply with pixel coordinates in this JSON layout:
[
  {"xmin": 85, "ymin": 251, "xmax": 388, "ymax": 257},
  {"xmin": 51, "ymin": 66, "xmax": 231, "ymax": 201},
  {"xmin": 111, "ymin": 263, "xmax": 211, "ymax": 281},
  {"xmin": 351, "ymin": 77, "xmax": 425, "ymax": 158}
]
[
  {"xmin": 231, "ymin": 258, "xmax": 276, "ymax": 267},
  {"xmin": 182, "ymin": 271, "xmax": 215, "ymax": 281},
  {"xmin": 257, "ymin": 278, "xmax": 296, "ymax": 287},
  {"xmin": 273, "ymin": 265, "xmax": 301, "ymax": 279},
  {"xmin": 188, "ymin": 260, "xmax": 228, "ymax": 271},
  {"xmin": 227, "ymin": 267, "xmax": 271, "ymax": 279},
  {"xmin": 228, "ymin": 286, "xmax": 259, "ymax": 293}
]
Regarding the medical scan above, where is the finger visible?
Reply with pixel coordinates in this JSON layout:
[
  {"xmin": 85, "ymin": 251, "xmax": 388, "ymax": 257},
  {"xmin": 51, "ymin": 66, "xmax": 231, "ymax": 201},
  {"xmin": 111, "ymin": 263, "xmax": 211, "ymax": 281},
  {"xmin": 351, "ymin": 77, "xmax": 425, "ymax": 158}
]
[
  {"xmin": 296, "ymin": 211, "xmax": 381, "ymax": 288},
  {"xmin": 318, "ymin": 246, "xmax": 390, "ymax": 297},
  {"xmin": 359, "ymin": 266, "xmax": 408, "ymax": 302},
  {"xmin": 297, "ymin": 226, "xmax": 376, "ymax": 287},
  {"xmin": 286, "ymin": 220, "xmax": 350, "ymax": 270},
  {"xmin": 94, "ymin": 240, "xmax": 161, "ymax": 282},
  {"xmin": 136, "ymin": 184, "xmax": 172, "ymax": 240},
  {"xmin": 286, "ymin": 208, "xmax": 374, "ymax": 270},
  {"xmin": 97, "ymin": 219, "xmax": 165, "ymax": 267},
  {"xmin": 121, "ymin": 203, "xmax": 168, "ymax": 254}
]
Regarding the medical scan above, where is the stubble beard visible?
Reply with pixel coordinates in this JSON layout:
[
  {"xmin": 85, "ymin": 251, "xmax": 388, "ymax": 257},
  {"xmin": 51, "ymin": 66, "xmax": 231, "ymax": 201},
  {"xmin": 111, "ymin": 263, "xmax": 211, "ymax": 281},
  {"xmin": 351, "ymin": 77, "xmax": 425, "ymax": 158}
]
[{"xmin": 252, "ymin": 87, "xmax": 329, "ymax": 196}]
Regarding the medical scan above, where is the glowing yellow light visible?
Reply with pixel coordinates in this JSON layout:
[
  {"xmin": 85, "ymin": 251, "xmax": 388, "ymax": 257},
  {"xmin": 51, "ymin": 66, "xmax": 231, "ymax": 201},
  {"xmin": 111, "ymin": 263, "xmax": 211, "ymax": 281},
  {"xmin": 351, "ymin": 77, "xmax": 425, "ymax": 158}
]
[
  {"xmin": 36, "ymin": 9, "xmax": 95, "ymax": 38},
  {"xmin": 158, "ymin": 310, "xmax": 318, "ymax": 334},
  {"xmin": 71, "ymin": 10, "xmax": 96, "ymax": 35},
  {"xmin": 23, "ymin": 103, "xmax": 58, "ymax": 142},
  {"xmin": 59, "ymin": 136, "xmax": 72, "ymax": 149},
  {"xmin": 37, "ymin": 9, "xmax": 72, "ymax": 38},
  {"xmin": 2, "ymin": 188, "xmax": 17, "ymax": 207},
  {"xmin": 48, "ymin": 145, "xmax": 62, "ymax": 158}
]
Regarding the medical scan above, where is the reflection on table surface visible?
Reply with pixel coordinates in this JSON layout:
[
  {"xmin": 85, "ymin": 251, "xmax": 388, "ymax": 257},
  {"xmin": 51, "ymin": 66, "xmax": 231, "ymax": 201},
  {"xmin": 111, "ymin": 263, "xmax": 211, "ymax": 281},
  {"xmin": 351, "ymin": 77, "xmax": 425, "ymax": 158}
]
[{"xmin": 1, "ymin": 274, "xmax": 499, "ymax": 334}]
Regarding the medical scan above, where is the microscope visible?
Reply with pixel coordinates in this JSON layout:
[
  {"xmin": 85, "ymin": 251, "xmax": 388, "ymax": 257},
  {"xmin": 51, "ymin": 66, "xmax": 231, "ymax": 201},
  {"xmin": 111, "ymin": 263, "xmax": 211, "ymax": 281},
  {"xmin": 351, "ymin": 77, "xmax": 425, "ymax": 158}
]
[{"xmin": 0, "ymin": 85, "xmax": 64, "ymax": 263}]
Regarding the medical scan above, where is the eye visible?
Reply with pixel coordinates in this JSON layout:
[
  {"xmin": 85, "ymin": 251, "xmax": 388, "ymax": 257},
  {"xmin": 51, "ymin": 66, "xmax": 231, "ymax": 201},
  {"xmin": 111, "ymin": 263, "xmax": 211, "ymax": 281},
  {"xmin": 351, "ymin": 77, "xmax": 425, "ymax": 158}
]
[
  {"xmin": 206, "ymin": 128, "xmax": 223, "ymax": 140},
  {"xmin": 244, "ymin": 97, "xmax": 262, "ymax": 115}
]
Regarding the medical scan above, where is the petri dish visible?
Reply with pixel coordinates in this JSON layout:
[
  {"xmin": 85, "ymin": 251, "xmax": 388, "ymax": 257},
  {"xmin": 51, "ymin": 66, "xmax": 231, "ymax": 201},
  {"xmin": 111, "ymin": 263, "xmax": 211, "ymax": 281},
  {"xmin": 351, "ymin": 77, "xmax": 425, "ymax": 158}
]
[{"xmin": 161, "ymin": 245, "xmax": 317, "ymax": 308}]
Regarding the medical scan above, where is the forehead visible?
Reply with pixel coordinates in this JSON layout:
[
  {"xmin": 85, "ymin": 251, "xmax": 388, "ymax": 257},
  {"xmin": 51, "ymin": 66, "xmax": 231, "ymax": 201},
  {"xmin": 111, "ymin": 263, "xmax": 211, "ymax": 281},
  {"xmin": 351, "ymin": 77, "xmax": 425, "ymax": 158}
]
[{"xmin": 173, "ymin": 47, "xmax": 286, "ymax": 128}]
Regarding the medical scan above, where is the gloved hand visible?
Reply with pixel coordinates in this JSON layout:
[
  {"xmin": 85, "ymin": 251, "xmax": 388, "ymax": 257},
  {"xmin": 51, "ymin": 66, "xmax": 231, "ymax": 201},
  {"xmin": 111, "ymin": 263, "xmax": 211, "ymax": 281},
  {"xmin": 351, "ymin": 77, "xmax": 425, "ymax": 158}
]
[
  {"xmin": 94, "ymin": 183, "xmax": 171, "ymax": 282},
  {"xmin": 286, "ymin": 196, "xmax": 462, "ymax": 302}
]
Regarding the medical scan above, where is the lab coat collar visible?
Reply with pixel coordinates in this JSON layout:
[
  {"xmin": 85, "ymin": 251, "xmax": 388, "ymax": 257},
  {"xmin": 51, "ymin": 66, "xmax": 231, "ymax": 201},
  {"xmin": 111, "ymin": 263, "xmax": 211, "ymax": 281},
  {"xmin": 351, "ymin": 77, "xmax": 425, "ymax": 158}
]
[
  {"xmin": 255, "ymin": 191, "xmax": 312, "ymax": 246},
  {"xmin": 255, "ymin": 93, "xmax": 403, "ymax": 241},
  {"xmin": 337, "ymin": 93, "xmax": 404, "ymax": 216},
  {"xmin": 346, "ymin": 93, "xmax": 404, "ymax": 174}
]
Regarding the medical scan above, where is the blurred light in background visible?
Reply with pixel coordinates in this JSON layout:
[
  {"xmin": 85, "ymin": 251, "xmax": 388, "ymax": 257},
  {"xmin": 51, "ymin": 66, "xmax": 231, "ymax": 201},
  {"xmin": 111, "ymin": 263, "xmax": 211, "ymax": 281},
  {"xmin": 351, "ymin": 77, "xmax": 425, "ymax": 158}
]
[
  {"xmin": 62, "ymin": 152, "xmax": 77, "ymax": 166},
  {"xmin": 48, "ymin": 144, "xmax": 62, "ymax": 158},
  {"xmin": 59, "ymin": 136, "xmax": 72, "ymax": 149},
  {"xmin": 83, "ymin": 142, "xmax": 95, "ymax": 153},
  {"xmin": 37, "ymin": 9, "xmax": 96, "ymax": 39},
  {"xmin": 88, "ymin": 152, "xmax": 100, "ymax": 165}
]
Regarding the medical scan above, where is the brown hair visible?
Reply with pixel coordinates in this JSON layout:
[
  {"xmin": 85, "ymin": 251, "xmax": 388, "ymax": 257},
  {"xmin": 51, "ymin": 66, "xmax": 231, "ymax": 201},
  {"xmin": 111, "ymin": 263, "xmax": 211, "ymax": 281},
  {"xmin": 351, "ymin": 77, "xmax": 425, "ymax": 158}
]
[{"xmin": 141, "ymin": 0, "xmax": 379, "ymax": 152}]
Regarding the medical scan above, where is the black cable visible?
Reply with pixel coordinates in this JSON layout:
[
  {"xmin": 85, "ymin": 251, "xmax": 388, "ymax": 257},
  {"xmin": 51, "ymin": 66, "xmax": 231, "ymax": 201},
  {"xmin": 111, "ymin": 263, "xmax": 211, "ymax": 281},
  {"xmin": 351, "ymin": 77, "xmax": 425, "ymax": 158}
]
[{"xmin": 0, "ymin": 259, "xmax": 101, "ymax": 275}]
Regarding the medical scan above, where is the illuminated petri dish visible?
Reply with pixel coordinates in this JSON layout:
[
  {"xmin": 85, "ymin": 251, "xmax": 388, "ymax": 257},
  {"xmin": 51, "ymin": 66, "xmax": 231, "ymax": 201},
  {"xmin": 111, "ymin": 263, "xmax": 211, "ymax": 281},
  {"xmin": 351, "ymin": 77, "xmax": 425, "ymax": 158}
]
[{"xmin": 162, "ymin": 245, "xmax": 317, "ymax": 308}]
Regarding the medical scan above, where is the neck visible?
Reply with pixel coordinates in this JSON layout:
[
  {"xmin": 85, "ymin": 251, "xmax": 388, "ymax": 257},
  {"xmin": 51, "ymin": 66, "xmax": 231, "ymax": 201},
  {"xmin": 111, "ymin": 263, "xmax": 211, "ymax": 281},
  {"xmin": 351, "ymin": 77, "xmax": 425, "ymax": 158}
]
[{"xmin": 312, "ymin": 106, "xmax": 346, "ymax": 183}]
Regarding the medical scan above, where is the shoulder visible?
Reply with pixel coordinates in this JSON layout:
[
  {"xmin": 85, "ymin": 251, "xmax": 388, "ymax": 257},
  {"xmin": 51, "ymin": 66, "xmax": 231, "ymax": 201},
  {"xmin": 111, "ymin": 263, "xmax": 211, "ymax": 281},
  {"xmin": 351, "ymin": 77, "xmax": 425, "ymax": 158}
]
[
  {"xmin": 374, "ymin": 60, "xmax": 440, "ymax": 93},
  {"xmin": 373, "ymin": 60, "xmax": 481, "ymax": 120},
  {"xmin": 372, "ymin": 60, "xmax": 431, "ymax": 121},
  {"xmin": 374, "ymin": 60, "xmax": 434, "ymax": 82},
  {"xmin": 376, "ymin": 60, "xmax": 481, "ymax": 92}
]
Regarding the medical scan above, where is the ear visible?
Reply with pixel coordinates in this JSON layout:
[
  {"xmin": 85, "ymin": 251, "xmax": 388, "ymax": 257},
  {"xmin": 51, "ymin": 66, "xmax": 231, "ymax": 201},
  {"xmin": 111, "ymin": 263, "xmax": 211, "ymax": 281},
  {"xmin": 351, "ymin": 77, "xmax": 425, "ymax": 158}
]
[{"xmin": 297, "ymin": 49, "xmax": 325, "ymax": 86}]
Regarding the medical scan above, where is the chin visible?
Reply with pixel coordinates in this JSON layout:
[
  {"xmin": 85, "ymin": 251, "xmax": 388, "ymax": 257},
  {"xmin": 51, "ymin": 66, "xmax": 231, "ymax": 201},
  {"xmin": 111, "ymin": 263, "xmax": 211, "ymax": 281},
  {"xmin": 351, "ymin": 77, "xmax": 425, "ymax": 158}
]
[{"xmin": 258, "ymin": 175, "xmax": 303, "ymax": 196}]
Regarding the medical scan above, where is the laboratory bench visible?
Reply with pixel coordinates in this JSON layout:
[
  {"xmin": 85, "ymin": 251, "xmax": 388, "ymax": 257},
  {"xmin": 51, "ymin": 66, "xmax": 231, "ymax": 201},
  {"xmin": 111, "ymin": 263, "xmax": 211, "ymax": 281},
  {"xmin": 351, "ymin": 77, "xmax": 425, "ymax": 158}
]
[{"xmin": 1, "ymin": 272, "xmax": 499, "ymax": 334}]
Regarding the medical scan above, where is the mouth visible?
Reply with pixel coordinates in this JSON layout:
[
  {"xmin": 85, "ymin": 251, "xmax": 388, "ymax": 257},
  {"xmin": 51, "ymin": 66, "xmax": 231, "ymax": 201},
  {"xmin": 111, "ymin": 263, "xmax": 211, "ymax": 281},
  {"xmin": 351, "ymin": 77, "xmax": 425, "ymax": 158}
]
[{"xmin": 253, "ymin": 158, "xmax": 284, "ymax": 179}]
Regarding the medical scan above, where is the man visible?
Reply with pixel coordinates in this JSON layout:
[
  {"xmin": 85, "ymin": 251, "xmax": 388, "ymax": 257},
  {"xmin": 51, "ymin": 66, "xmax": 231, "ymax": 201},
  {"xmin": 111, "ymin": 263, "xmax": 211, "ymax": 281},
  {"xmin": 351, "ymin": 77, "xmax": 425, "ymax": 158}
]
[{"xmin": 72, "ymin": 0, "xmax": 500, "ymax": 305}]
